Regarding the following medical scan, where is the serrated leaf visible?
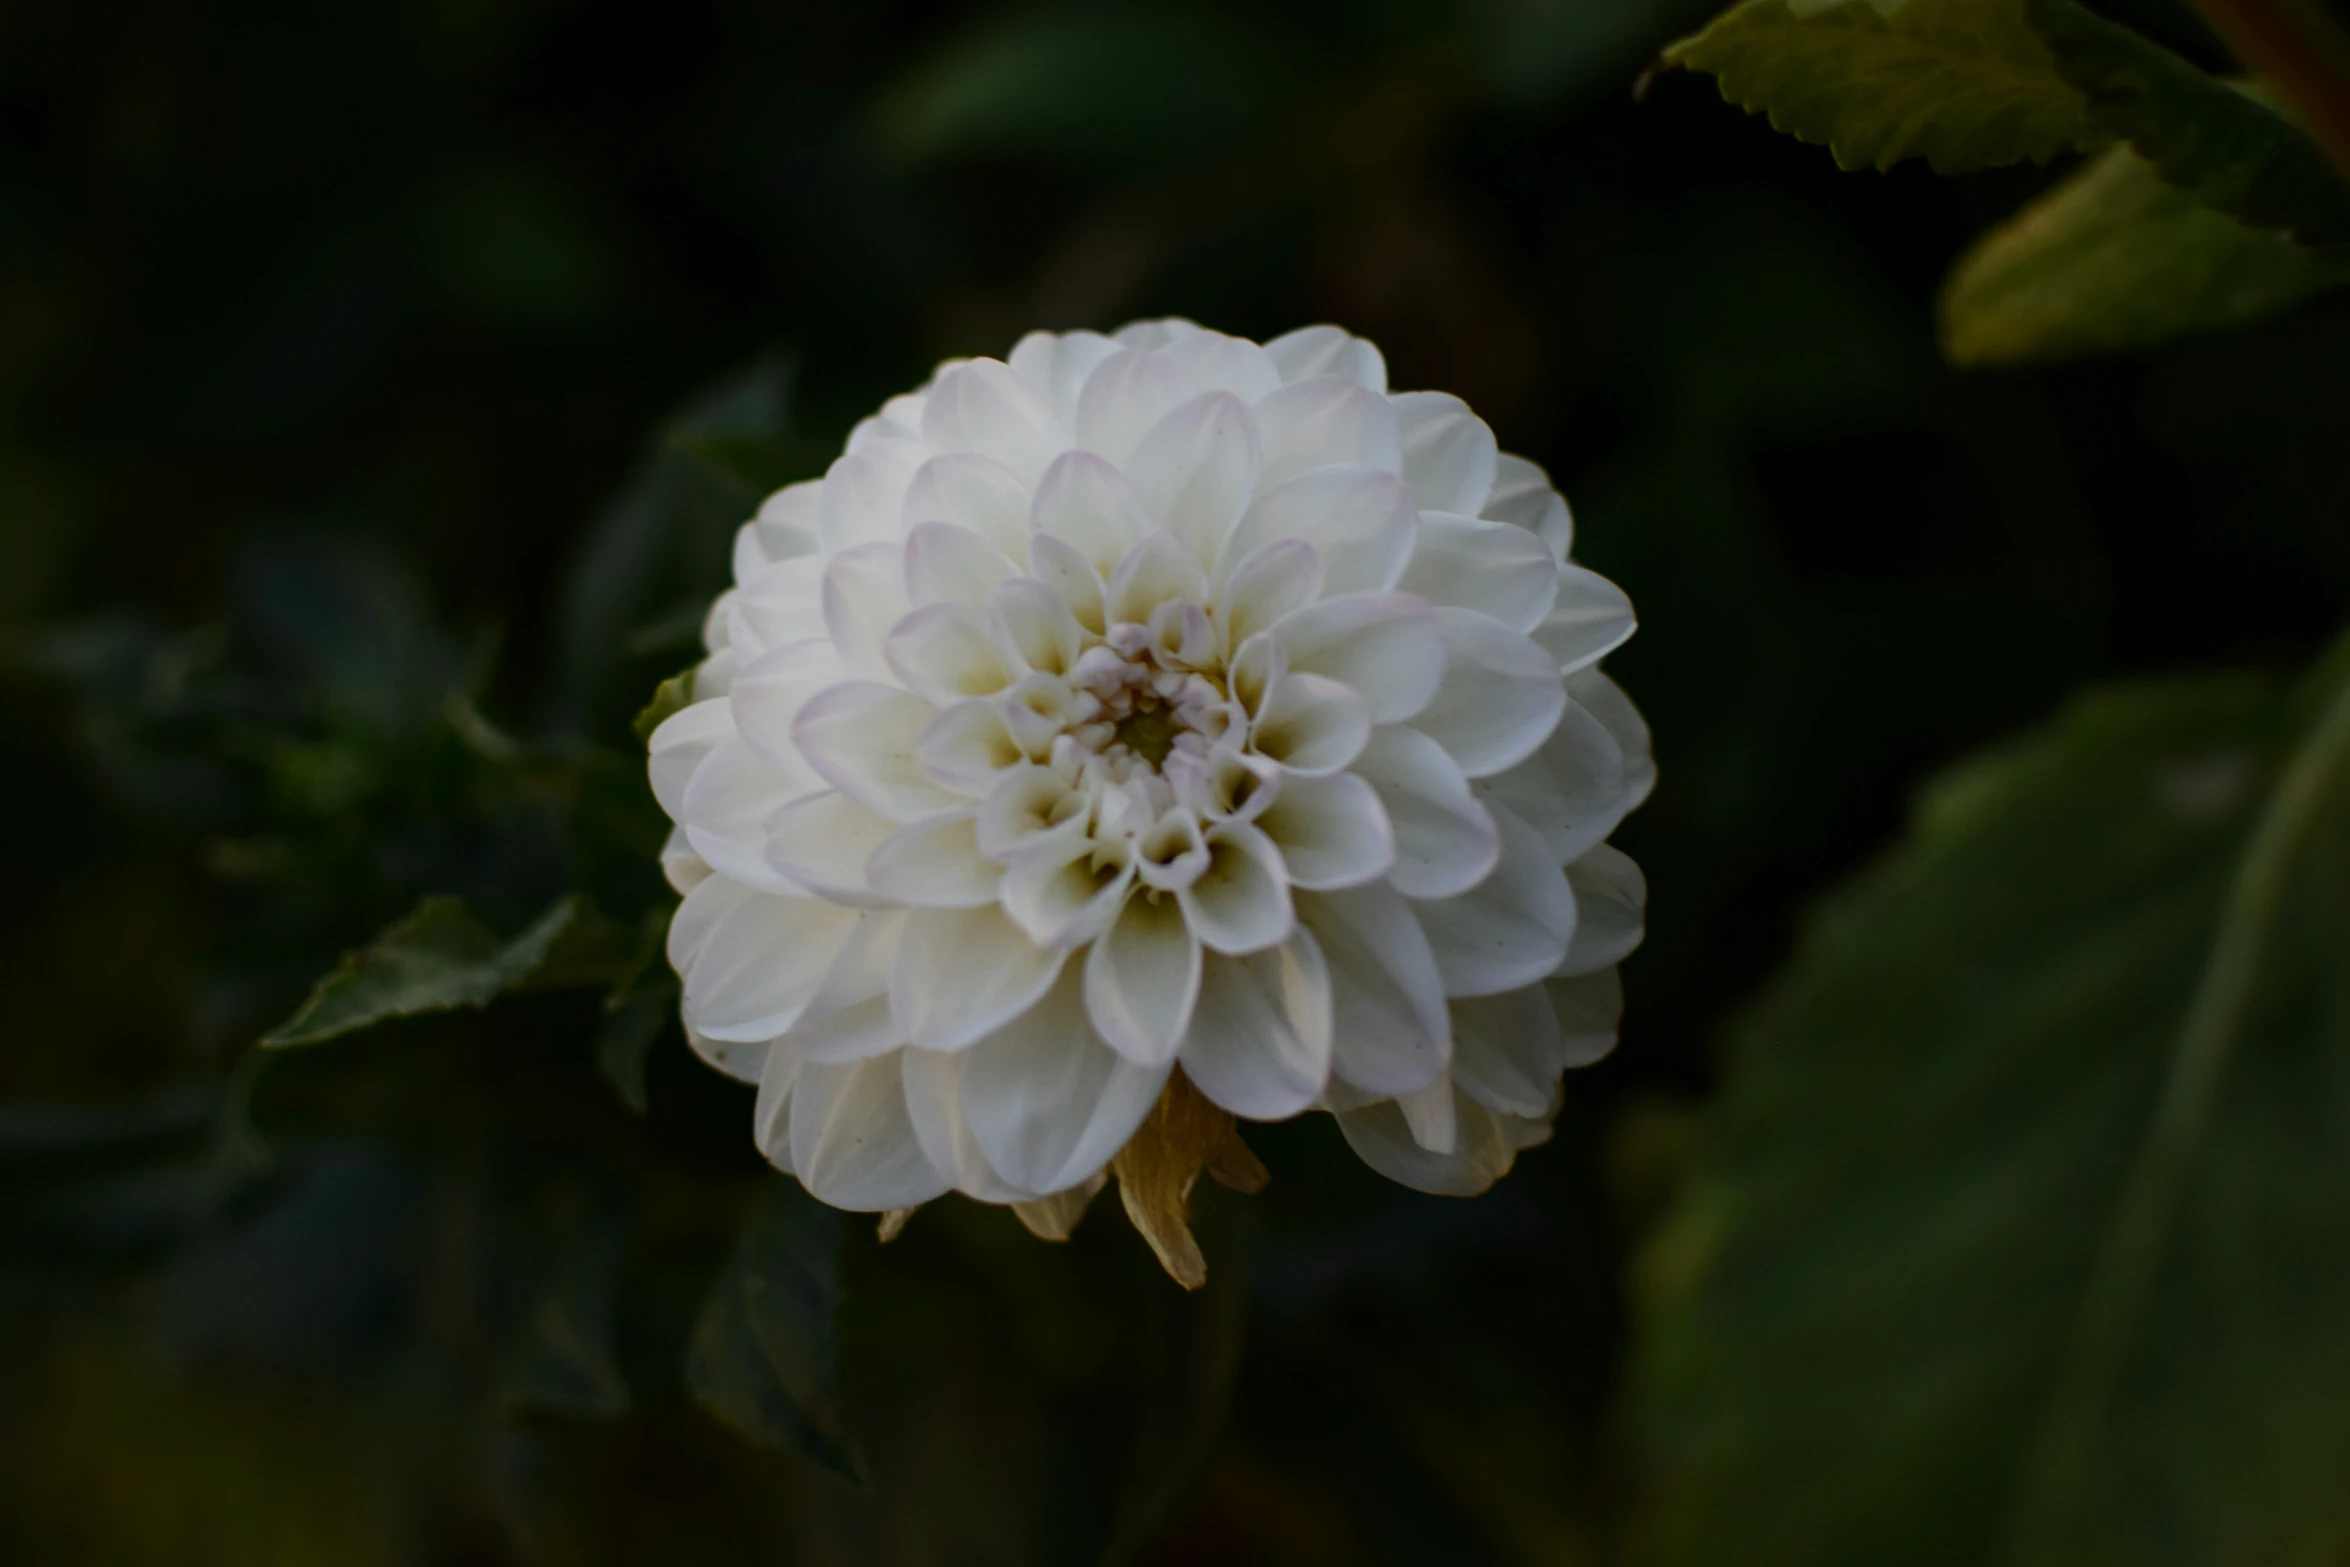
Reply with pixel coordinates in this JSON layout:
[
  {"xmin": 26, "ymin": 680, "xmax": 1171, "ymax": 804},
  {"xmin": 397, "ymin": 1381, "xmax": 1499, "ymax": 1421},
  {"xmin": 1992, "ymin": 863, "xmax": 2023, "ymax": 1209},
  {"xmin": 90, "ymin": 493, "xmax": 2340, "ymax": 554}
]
[
  {"xmin": 1665, "ymin": 0, "xmax": 2103, "ymax": 174},
  {"xmin": 631, "ymin": 666, "xmax": 695, "ymax": 743},
  {"xmin": 1635, "ymin": 649, "xmax": 2350, "ymax": 1567},
  {"xmin": 1940, "ymin": 142, "xmax": 2345, "ymax": 364},
  {"xmin": 2026, "ymin": 0, "xmax": 2350, "ymax": 244},
  {"xmin": 262, "ymin": 896, "xmax": 586, "ymax": 1047},
  {"xmin": 685, "ymin": 1178, "xmax": 866, "ymax": 1485}
]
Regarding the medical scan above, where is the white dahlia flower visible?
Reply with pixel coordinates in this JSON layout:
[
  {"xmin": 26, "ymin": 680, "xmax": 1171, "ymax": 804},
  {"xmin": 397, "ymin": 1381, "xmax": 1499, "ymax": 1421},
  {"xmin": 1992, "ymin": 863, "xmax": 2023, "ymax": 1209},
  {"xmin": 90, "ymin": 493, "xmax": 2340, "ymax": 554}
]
[{"xmin": 649, "ymin": 319, "xmax": 1651, "ymax": 1285}]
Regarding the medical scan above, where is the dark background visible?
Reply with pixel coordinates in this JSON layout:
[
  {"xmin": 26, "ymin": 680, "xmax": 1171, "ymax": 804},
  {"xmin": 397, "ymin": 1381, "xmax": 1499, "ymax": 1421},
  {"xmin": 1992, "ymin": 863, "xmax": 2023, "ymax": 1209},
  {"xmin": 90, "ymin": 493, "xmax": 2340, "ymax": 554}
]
[{"xmin": 2, "ymin": 0, "xmax": 2345, "ymax": 1562}]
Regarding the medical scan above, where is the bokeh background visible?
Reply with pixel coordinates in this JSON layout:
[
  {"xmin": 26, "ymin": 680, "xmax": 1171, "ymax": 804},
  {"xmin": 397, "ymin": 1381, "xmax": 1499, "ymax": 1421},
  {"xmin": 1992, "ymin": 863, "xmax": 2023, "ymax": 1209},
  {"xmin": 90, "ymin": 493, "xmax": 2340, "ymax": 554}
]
[{"xmin": 3, "ymin": 0, "xmax": 2346, "ymax": 1563}]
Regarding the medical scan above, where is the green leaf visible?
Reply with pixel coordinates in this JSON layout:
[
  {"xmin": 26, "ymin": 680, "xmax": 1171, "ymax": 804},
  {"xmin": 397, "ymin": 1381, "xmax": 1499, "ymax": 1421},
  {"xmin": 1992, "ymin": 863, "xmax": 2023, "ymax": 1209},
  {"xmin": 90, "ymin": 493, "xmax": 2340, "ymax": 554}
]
[
  {"xmin": 501, "ymin": 1185, "xmax": 632, "ymax": 1421},
  {"xmin": 1635, "ymin": 649, "xmax": 2350, "ymax": 1567},
  {"xmin": 594, "ymin": 987, "xmax": 668, "ymax": 1115},
  {"xmin": 262, "ymin": 896, "xmax": 587, "ymax": 1048},
  {"xmin": 1939, "ymin": 142, "xmax": 2345, "ymax": 363},
  {"xmin": 1664, "ymin": 0, "xmax": 2104, "ymax": 174},
  {"xmin": 685, "ymin": 1178, "xmax": 866, "ymax": 1485},
  {"xmin": 631, "ymin": 666, "xmax": 695, "ymax": 743},
  {"xmin": 2026, "ymin": 0, "xmax": 2350, "ymax": 244}
]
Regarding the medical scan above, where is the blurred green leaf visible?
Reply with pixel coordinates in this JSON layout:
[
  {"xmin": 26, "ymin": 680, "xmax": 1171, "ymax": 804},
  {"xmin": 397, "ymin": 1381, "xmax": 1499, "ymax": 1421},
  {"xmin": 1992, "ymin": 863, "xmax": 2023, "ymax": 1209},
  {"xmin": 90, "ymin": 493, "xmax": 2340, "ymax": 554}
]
[
  {"xmin": 2027, "ymin": 0, "xmax": 2350, "ymax": 244},
  {"xmin": 1940, "ymin": 141, "xmax": 2345, "ymax": 364},
  {"xmin": 631, "ymin": 667, "xmax": 696, "ymax": 743},
  {"xmin": 874, "ymin": 9, "xmax": 1285, "ymax": 174},
  {"xmin": 263, "ymin": 894, "xmax": 589, "ymax": 1048},
  {"xmin": 595, "ymin": 987, "xmax": 670, "ymax": 1116},
  {"xmin": 503, "ymin": 1184, "xmax": 633, "ymax": 1420},
  {"xmin": 1636, "ymin": 646, "xmax": 2350, "ymax": 1567},
  {"xmin": 1665, "ymin": 0, "xmax": 2104, "ymax": 173},
  {"xmin": 685, "ymin": 1177, "xmax": 866, "ymax": 1486}
]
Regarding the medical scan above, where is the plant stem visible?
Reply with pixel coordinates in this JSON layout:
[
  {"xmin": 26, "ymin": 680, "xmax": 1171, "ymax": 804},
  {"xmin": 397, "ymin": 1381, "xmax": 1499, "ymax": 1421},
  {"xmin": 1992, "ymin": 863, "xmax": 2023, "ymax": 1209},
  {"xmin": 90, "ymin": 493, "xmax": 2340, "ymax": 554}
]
[
  {"xmin": 1999, "ymin": 651, "xmax": 2350, "ymax": 1566},
  {"xmin": 2192, "ymin": 0, "xmax": 2350, "ymax": 177}
]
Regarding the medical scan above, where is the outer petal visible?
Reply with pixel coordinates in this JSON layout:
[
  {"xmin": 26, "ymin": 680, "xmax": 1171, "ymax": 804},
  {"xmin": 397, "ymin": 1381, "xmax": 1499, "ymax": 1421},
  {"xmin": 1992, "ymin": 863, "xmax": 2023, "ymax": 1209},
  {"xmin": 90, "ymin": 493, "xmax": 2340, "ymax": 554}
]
[
  {"xmin": 681, "ymin": 880, "xmax": 863, "ymax": 1044},
  {"xmin": 790, "ymin": 1054, "xmax": 951, "ymax": 1211},
  {"xmin": 650, "ymin": 698, "xmax": 737, "ymax": 820},
  {"xmin": 1252, "ymin": 375, "xmax": 1402, "ymax": 486},
  {"xmin": 1352, "ymin": 726, "xmax": 1499, "ymax": 899},
  {"xmin": 1263, "ymin": 325, "xmax": 1387, "ymax": 392},
  {"xmin": 1074, "ymin": 348, "xmax": 1195, "ymax": 466},
  {"xmin": 959, "ymin": 965, "xmax": 1171, "ymax": 1194},
  {"xmin": 1390, "ymin": 391, "xmax": 1498, "ymax": 516},
  {"xmin": 902, "ymin": 454, "xmax": 1031, "ymax": 560},
  {"xmin": 901, "ymin": 1047, "xmax": 1035, "ymax": 1201},
  {"xmin": 793, "ymin": 910, "xmax": 908, "ymax": 1064},
  {"xmin": 883, "ymin": 602, "xmax": 1015, "ymax": 705},
  {"xmin": 865, "ymin": 813, "xmax": 1002, "ymax": 908},
  {"xmin": 1008, "ymin": 329, "xmax": 1122, "ymax": 427},
  {"xmin": 680, "ymin": 735, "xmax": 805, "ymax": 896},
  {"xmin": 904, "ymin": 521, "xmax": 1020, "ymax": 610},
  {"xmin": 1336, "ymin": 1086, "xmax": 1520, "ymax": 1197},
  {"xmin": 1475, "ymin": 697, "xmax": 1632, "ymax": 865},
  {"xmin": 1177, "ymin": 822, "xmax": 1295, "ymax": 956},
  {"xmin": 792, "ymin": 681, "xmax": 961, "ymax": 821},
  {"xmin": 1413, "ymin": 801, "xmax": 1578, "ymax": 997},
  {"xmin": 1256, "ymin": 771, "xmax": 1394, "ymax": 890},
  {"xmin": 1547, "ymin": 967, "xmax": 1624, "ymax": 1068},
  {"xmin": 817, "ymin": 439, "xmax": 925, "ymax": 551},
  {"xmin": 1482, "ymin": 453, "xmax": 1573, "ymax": 559},
  {"xmin": 729, "ymin": 638, "xmax": 850, "ymax": 771},
  {"xmin": 1557, "ymin": 844, "xmax": 1646, "ymax": 976},
  {"xmin": 1298, "ymin": 885, "xmax": 1450, "ymax": 1097},
  {"xmin": 1250, "ymin": 671, "xmax": 1372, "ymax": 776},
  {"xmin": 1397, "ymin": 512, "xmax": 1558, "ymax": 634},
  {"xmin": 922, "ymin": 358, "xmax": 1070, "ymax": 486},
  {"xmin": 1409, "ymin": 608, "xmax": 1567, "ymax": 779},
  {"xmin": 1030, "ymin": 450, "xmax": 1150, "ymax": 578},
  {"xmin": 1178, "ymin": 928, "xmax": 1334, "ymax": 1120},
  {"xmin": 1567, "ymin": 668, "xmax": 1655, "ymax": 816},
  {"xmin": 1449, "ymin": 985, "xmax": 1564, "ymax": 1118},
  {"xmin": 891, "ymin": 904, "xmax": 1070, "ymax": 1052},
  {"xmin": 768, "ymin": 790, "xmax": 897, "ymax": 904},
  {"xmin": 1532, "ymin": 566, "xmax": 1637, "ymax": 675}
]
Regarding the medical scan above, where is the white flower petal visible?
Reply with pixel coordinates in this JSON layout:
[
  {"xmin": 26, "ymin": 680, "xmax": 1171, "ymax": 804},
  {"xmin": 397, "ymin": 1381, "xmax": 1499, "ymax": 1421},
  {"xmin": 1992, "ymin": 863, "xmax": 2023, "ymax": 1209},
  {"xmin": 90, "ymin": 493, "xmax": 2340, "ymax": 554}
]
[
  {"xmin": 1122, "ymin": 391, "xmax": 1261, "ymax": 565},
  {"xmin": 681, "ymin": 736, "xmax": 805, "ymax": 896},
  {"xmin": 1411, "ymin": 608, "xmax": 1566, "ymax": 779},
  {"xmin": 767, "ymin": 790, "xmax": 897, "ymax": 904},
  {"xmin": 922, "ymin": 359, "xmax": 1070, "ymax": 487},
  {"xmin": 959, "ymin": 965, "xmax": 1169, "ymax": 1194},
  {"xmin": 1414, "ymin": 802, "xmax": 1577, "ymax": 997},
  {"xmin": 865, "ymin": 812, "xmax": 1001, "ymax": 908},
  {"xmin": 792, "ymin": 681, "xmax": 960, "ymax": 821},
  {"xmin": 688, "ymin": 1017, "xmax": 770, "ymax": 1088},
  {"xmin": 882, "ymin": 602, "xmax": 1015, "ymax": 706},
  {"xmin": 904, "ymin": 521, "xmax": 1019, "ymax": 609},
  {"xmin": 1083, "ymin": 892, "xmax": 1202, "ymax": 1066},
  {"xmin": 975, "ymin": 764, "xmax": 1093, "ymax": 860},
  {"xmin": 1008, "ymin": 329, "xmax": 1122, "ymax": 427},
  {"xmin": 817, "ymin": 439, "xmax": 924, "ymax": 551},
  {"xmin": 1558, "ymin": 844, "xmax": 1645, "ymax": 976},
  {"xmin": 1398, "ymin": 512, "xmax": 1559, "ymax": 634},
  {"xmin": 1159, "ymin": 329, "xmax": 1282, "ymax": 404},
  {"xmin": 1533, "ymin": 565, "xmax": 1637, "ymax": 675},
  {"xmin": 1030, "ymin": 449, "xmax": 1150, "ymax": 577},
  {"xmin": 989, "ymin": 577, "xmax": 1087, "ymax": 679},
  {"xmin": 902, "ymin": 453, "xmax": 1032, "ymax": 560},
  {"xmin": 790, "ymin": 1054, "xmax": 951, "ymax": 1211},
  {"xmin": 1546, "ymin": 967, "xmax": 1624, "ymax": 1067},
  {"xmin": 822, "ymin": 541, "xmax": 912, "ymax": 680},
  {"xmin": 1219, "ymin": 465, "xmax": 1417, "ymax": 597},
  {"xmin": 1352, "ymin": 726, "xmax": 1499, "ymax": 899},
  {"xmin": 1252, "ymin": 375, "xmax": 1403, "ymax": 487},
  {"xmin": 1251, "ymin": 670, "xmax": 1372, "ymax": 776},
  {"xmin": 1001, "ymin": 837, "xmax": 1134, "ymax": 948},
  {"xmin": 1483, "ymin": 453, "xmax": 1572, "ymax": 559},
  {"xmin": 1568, "ymin": 668, "xmax": 1656, "ymax": 815},
  {"xmin": 683, "ymin": 880, "xmax": 862, "ymax": 1044},
  {"xmin": 649, "ymin": 697, "xmax": 736, "ymax": 820},
  {"xmin": 1255, "ymin": 770, "xmax": 1394, "ymax": 890},
  {"xmin": 1336, "ymin": 1087, "xmax": 1519, "ymax": 1197},
  {"xmin": 728, "ymin": 637, "xmax": 849, "ymax": 770},
  {"xmin": 901, "ymin": 1047, "xmax": 1034, "ymax": 1201},
  {"xmin": 1215, "ymin": 539, "xmax": 1323, "ymax": 657},
  {"xmin": 1475, "ymin": 696, "xmax": 1631, "ymax": 864},
  {"xmin": 752, "ymin": 1047, "xmax": 797, "ymax": 1164},
  {"xmin": 1397, "ymin": 1077, "xmax": 1458, "ymax": 1154},
  {"xmin": 1107, "ymin": 532, "xmax": 1211, "ymax": 627},
  {"xmin": 1074, "ymin": 347, "xmax": 1195, "ymax": 466},
  {"xmin": 794, "ymin": 911, "xmax": 908, "ymax": 1064},
  {"xmin": 1179, "ymin": 928, "xmax": 1334, "ymax": 1120},
  {"xmin": 1450, "ymin": 984, "xmax": 1564, "ymax": 1118},
  {"xmin": 892, "ymin": 904, "xmax": 1071, "ymax": 1052},
  {"xmin": 1390, "ymin": 391, "xmax": 1497, "ymax": 515},
  {"xmin": 1274, "ymin": 593, "xmax": 1445, "ymax": 723},
  {"xmin": 1298, "ymin": 884, "xmax": 1450, "ymax": 1096},
  {"xmin": 915, "ymin": 698, "xmax": 1028, "ymax": 794},
  {"xmin": 737, "ymin": 480, "xmax": 821, "ymax": 580},
  {"xmin": 1264, "ymin": 324, "xmax": 1387, "ymax": 392},
  {"xmin": 1028, "ymin": 529, "xmax": 1108, "ymax": 635},
  {"xmin": 1177, "ymin": 822, "xmax": 1294, "ymax": 956}
]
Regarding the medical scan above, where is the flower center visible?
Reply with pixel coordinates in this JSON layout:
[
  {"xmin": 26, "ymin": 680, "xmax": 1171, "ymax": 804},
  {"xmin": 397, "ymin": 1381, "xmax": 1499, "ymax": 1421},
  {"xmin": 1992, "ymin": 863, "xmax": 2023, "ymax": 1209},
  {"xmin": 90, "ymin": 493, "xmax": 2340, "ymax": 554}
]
[{"xmin": 1113, "ymin": 702, "xmax": 1181, "ymax": 768}]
